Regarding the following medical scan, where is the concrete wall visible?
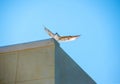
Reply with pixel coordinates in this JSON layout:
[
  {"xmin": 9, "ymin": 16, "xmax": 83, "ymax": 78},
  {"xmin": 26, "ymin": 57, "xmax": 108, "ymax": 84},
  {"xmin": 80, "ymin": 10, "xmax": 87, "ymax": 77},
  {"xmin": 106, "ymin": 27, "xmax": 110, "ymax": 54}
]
[
  {"xmin": 0, "ymin": 39, "xmax": 96, "ymax": 84},
  {"xmin": 0, "ymin": 52, "xmax": 17, "ymax": 84},
  {"xmin": 0, "ymin": 39, "xmax": 55, "ymax": 84},
  {"xmin": 55, "ymin": 45, "xmax": 96, "ymax": 84}
]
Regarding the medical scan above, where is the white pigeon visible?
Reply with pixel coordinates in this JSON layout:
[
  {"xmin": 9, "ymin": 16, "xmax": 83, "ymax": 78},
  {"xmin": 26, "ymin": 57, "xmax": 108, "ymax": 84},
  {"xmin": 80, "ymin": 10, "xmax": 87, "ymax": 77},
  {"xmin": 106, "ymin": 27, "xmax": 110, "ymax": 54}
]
[{"xmin": 44, "ymin": 27, "xmax": 80, "ymax": 42}]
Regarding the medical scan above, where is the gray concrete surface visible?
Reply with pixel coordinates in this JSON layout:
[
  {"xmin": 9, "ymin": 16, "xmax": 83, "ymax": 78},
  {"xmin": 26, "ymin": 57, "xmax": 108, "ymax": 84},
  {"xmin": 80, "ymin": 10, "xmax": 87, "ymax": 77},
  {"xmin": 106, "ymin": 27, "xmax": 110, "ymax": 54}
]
[{"xmin": 0, "ymin": 38, "xmax": 96, "ymax": 84}]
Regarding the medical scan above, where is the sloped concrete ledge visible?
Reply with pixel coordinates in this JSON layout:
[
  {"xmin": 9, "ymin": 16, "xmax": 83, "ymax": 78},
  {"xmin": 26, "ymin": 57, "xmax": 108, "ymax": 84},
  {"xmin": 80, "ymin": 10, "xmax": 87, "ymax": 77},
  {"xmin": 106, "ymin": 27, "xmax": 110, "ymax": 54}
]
[
  {"xmin": 0, "ymin": 38, "xmax": 59, "ymax": 53},
  {"xmin": 55, "ymin": 45, "xmax": 96, "ymax": 84},
  {"xmin": 0, "ymin": 38, "xmax": 96, "ymax": 84}
]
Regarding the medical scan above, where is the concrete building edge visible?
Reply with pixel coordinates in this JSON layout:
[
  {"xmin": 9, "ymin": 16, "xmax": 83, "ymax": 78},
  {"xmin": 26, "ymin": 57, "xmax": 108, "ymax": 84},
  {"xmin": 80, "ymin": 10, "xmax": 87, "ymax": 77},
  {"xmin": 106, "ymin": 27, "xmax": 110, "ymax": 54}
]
[{"xmin": 54, "ymin": 43, "xmax": 96, "ymax": 84}]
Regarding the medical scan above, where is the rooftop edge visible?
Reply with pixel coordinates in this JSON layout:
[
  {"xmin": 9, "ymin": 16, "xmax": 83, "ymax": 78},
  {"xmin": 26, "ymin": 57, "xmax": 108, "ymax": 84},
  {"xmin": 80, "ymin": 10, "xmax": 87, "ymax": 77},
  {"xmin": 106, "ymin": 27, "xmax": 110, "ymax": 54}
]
[{"xmin": 0, "ymin": 38, "xmax": 59, "ymax": 53}]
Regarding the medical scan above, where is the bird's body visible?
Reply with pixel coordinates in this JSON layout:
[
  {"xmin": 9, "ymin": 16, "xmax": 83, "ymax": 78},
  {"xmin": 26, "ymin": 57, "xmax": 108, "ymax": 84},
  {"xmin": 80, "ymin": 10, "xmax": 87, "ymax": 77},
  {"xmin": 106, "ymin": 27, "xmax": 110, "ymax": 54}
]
[{"xmin": 44, "ymin": 27, "xmax": 80, "ymax": 42}]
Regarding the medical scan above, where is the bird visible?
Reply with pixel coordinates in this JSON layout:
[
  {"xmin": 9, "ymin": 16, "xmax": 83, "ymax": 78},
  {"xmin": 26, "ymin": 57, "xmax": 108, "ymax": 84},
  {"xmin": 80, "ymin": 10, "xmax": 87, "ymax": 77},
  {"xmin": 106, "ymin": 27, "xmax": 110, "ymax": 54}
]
[{"xmin": 44, "ymin": 26, "xmax": 80, "ymax": 42}]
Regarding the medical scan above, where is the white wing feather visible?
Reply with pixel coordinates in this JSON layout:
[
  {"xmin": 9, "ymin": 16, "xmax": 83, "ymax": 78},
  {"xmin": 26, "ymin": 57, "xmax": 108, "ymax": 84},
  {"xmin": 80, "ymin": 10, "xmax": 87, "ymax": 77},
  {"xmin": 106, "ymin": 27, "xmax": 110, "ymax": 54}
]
[{"xmin": 44, "ymin": 27, "xmax": 80, "ymax": 42}]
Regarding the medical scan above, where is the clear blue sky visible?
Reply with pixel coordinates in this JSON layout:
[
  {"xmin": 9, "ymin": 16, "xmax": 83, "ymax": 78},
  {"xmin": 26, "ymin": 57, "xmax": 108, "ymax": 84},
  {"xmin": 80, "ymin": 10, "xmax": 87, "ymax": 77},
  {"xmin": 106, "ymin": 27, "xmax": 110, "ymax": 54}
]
[{"xmin": 0, "ymin": 0, "xmax": 120, "ymax": 84}]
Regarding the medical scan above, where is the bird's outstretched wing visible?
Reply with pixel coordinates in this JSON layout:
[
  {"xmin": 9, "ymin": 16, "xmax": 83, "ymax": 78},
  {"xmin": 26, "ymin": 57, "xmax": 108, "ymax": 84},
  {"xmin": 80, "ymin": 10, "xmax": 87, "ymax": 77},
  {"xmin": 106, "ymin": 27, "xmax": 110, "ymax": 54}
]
[
  {"xmin": 44, "ymin": 27, "xmax": 80, "ymax": 42},
  {"xmin": 44, "ymin": 27, "xmax": 55, "ymax": 38},
  {"xmin": 59, "ymin": 35, "xmax": 80, "ymax": 42}
]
